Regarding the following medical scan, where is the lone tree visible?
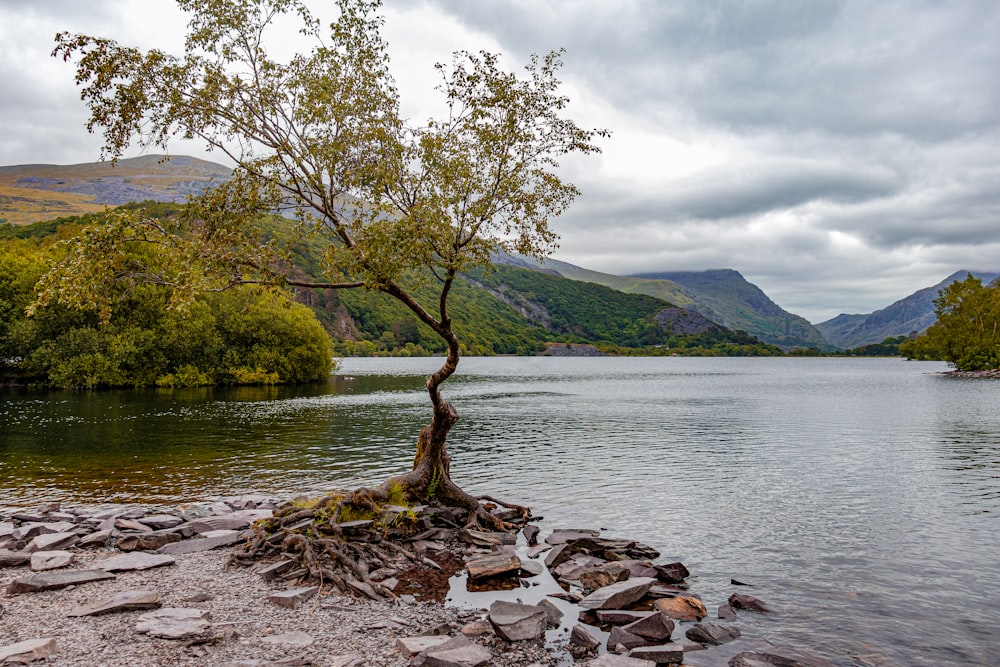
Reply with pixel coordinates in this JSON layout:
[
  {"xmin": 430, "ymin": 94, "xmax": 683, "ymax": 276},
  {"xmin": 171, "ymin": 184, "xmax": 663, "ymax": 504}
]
[{"xmin": 48, "ymin": 0, "xmax": 605, "ymax": 529}]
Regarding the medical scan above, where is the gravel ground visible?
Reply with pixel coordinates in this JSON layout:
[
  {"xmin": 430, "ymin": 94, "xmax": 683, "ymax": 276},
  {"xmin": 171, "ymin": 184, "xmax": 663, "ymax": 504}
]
[{"xmin": 0, "ymin": 547, "xmax": 563, "ymax": 667}]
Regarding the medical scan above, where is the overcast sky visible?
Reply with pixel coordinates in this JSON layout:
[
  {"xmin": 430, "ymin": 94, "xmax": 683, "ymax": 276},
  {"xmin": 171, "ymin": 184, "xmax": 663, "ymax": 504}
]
[{"xmin": 2, "ymin": 0, "xmax": 999, "ymax": 323}]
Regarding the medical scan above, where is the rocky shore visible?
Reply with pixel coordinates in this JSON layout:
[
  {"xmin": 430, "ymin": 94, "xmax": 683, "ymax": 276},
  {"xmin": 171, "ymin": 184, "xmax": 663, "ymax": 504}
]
[{"xmin": 1, "ymin": 497, "xmax": 836, "ymax": 667}]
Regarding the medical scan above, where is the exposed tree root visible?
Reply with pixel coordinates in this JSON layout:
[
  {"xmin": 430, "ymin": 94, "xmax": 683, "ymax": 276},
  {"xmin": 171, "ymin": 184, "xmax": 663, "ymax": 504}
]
[{"xmin": 230, "ymin": 480, "xmax": 532, "ymax": 600}]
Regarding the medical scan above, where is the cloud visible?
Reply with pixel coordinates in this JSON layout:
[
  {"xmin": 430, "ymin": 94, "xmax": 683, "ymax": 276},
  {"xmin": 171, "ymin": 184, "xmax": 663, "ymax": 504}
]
[{"xmin": 3, "ymin": 0, "xmax": 1000, "ymax": 323}]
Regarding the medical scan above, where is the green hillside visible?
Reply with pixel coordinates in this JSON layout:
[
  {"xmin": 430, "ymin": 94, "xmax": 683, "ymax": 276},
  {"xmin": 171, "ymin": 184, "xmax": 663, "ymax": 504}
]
[{"xmin": 3, "ymin": 209, "xmax": 780, "ymax": 358}]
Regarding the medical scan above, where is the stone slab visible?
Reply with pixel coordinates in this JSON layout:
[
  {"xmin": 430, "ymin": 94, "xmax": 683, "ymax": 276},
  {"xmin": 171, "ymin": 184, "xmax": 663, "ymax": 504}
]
[
  {"xmin": 69, "ymin": 590, "xmax": 162, "ymax": 617},
  {"xmin": 136, "ymin": 608, "xmax": 211, "ymax": 640},
  {"xmin": 157, "ymin": 531, "xmax": 242, "ymax": 554},
  {"xmin": 6, "ymin": 569, "xmax": 115, "ymax": 594},
  {"xmin": 579, "ymin": 577, "xmax": 656, "ymax": 610},
  {"xmin": 29, "ymin": 550, "xmax": 75, "ymax": 572},
  {"xmin": 0, "ymin": 637, "xmax": 58, "ymax": 664},
  {"xmin": 267, "ymin": 586, "xmax": 319, "ymax": 609},
  {"xmin": 97, "ymin": 552, "xmax": 176, "ymax": 572},
  {"xmin": 396, "ymin": 635, "xmax": 452, "ymax": 658}
]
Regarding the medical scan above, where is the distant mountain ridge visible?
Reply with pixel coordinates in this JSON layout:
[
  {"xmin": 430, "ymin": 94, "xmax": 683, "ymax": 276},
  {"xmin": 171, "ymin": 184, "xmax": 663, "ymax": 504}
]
[
  {"xmin": 816, "ymin": 271, "xmax": 1000, "ymax": 349},
  {"xmin": 0, "ymin": 155, "xmax": 230, "ymax": 225},
  {"xmin": 497, "ymin": 255, "xmax": 827, "ymax": 349},
  {"xmin": 632, "ymin": 269, "xmax": 828, "ymax": 349}
]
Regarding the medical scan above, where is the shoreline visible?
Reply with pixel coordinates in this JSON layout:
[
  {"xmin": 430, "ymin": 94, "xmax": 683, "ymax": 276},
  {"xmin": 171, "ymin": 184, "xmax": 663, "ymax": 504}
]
[{"xmin": 1, "ymin": 497, "xmax": 836, "ymax": 667}]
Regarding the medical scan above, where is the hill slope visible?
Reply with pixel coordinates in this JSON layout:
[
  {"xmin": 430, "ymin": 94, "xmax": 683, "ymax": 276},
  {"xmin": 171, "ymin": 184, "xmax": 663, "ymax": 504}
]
[
  {"xmin": 632, "ymin": 270, "xmax": 828, "ymax": 349},
  {"xmin": 0, "ymin": 155, "xmax": 230, "ymax": 225},
  {"xmin": 500, "ymin": 255, "xmax": 822, "ymax": 349},
  {"xmin": 816, "ymin": 270, "xmax": 1000, "ymax": 349}
]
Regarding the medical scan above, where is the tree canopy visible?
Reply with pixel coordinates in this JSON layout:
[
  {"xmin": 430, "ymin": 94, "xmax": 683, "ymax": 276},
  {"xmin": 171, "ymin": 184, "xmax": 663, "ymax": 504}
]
[
  {"xmin": 50, "ymin": 0, "xmax": 606, "ymax": 525},
  {"xmin": 901, "ymin": 275, "xmax": 1000, "ymax": 370}
]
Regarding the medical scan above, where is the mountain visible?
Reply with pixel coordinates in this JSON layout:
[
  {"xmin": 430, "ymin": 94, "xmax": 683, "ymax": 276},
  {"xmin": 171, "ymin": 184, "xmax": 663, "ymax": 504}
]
[
  {"xmin": 499, "ymin": 255, "xmax": 823, "ymax": 349},
  {"xmin": 631, "ymin": 270, "xmax": 828, "ymax": 349},
  {"xmin": 0, "ymin": 155, "xmax": 230, "ymax": 225},
  {"xmin": 816, "ymin": 270, "xmax": 1000, "ymax": 349}
]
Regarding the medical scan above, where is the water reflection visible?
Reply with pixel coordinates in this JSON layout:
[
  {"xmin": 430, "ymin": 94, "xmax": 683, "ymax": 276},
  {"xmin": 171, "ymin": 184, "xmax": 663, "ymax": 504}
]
[{"xmin": 2, "ymin": 358, "xmax": 1000, "ymax": 665}]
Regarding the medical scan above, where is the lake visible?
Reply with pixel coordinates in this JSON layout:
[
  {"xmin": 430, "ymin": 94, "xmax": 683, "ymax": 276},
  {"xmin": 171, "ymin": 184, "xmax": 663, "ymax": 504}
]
[{"xmin": 1, "ymin": 357, "xmax": 998, "ymax": 665}]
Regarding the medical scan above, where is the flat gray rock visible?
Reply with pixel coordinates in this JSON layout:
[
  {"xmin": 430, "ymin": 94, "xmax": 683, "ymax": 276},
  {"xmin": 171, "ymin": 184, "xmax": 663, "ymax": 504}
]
[
  {"xmin": 97, "ymin": 552, "xmax": 176, "ymax": 572},
  {"xmin": 628, "ymin": 643, "xmax": 686, "ymax": 664},
  {"xmin": 136, "ymin": 608, "xmax": 211, "ymax": 639},
  {"xmin": 488, "ymin": 600, "xmax": 548, "ymax": 642},
  {"xmin": 29, "ymin": 550, "xmax": 75, "ymax": 572},
  {"xmin": 157, "ymin": 530, "xmax": 242, "ymax": 554},
  {"xmin": 396, "ymin": 635, "xmax": 452, "ymax": 658},
  {"xmin": 77, "ymin": 530, "xmax": 113, "ymax": 547},
  {"xmin": 466, "ymin": 550, "xmax": 520, "ymax": 580},
  {"xmin": 421, "ymin": 635, "xmax": 492, "ymax": 667},
  {"xmin": 0, "ymin": 637, "xmax": 58, "ymax": 664},
  {"xmin": 188, "ymin": 515, "xmax": 253, "ymax": 533},
  {"xmin": 686, "ymin": 621, "xmax": 741, "ymax": 645},
  {"xmin": 24, "ymin": 531, "xmax": 78, "ymax": 553},
  {"xmin": 585, "ymin": 654, "xmax": 655, "ymax": 667},
  {"xmin": 0, "ymin": 549, "xmax": 31, "ymax": 568},
  {"xmin": 623, "ymin": 611, "xmax": 675, "ymax": 642},
  {"xmin": 6, "ymin": 569, "xmax": 116, "ymax": 594},
  {"xmin": 138, "ymin": 514, "xmax": 184, "ymax": 530},
  {"xmin": 267, "ymin": 586, "xmax": 319, "ymax": 609},
  {"xmin": 579, "ymin": 577, "xmax": 656, "ymax": 610},
  {"xmin": 69, "ymin": 590, "xmax": 161, "ymax": 617}
]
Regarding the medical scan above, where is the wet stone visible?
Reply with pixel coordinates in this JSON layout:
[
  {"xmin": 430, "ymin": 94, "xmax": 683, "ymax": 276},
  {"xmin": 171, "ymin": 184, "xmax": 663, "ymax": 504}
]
[
  {"xmin": 545, "ymin": 529, "xmax": 601, "ymax": 544},
  {"xmin": 579, "ymin": 576, "xmax": 656, "ymax": 610},
  {"xmin": 628, "ymin": 642, "xmax": 686, "ymax": 664},
  {"xmin": 718, "ymin": 602, "xmax": 738, "ymax": 621},
  {"xmin": 488, "ymin": 600, "xmax": 548, "ymax": 642},
  {"xmin": 69, "ymin": 590, "xmax": 161, "ymax": 617},
  {"xmin": 728, "ymin": 645, "xmax": 837, "ymax": 667},
  {"xmin": 653, "ymin": 595, "xmax": 708, "ymax": 621},
  {"xmin": 596, "ymin": 609, "xmax": 654, "ymax": 625},
  {"xmin": 686, "ymin": 621, "xmax": 741, "ymax": 645},
  {"xmin": 623, "ymin": 611, "xmax": 675, "ymax": 642},
  {"xmin": 571, "ymin": 623, "xmax": 601, "ymax": 650},
  {"xmin": 579, "ymin": 561, "xmax": 631, "ymax": 592},
  {"xmin": 466, "ymin": 550, "xmax": 520, "ymax": 580},
  {"xmin": 607, "ymin": 627, "xmax": 650, "ymax": 651},
  {"xmin": 729, "ymin": 593, "xmax": 772, "ymax": 613},
  {"xmin": 653, "ymin": 562, "xmax": 690, "ymax": 584}
]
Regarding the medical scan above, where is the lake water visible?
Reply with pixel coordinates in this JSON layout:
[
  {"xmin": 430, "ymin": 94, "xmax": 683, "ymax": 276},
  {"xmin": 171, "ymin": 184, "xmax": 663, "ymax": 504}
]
[{"xmin": 1, "ymin": 357, "xmax": 998, "ymax": 666}]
